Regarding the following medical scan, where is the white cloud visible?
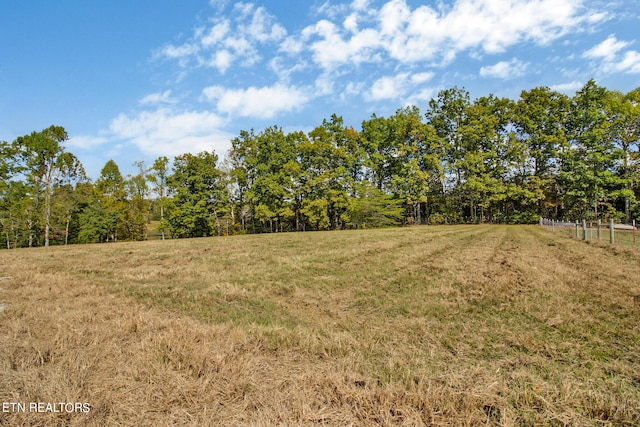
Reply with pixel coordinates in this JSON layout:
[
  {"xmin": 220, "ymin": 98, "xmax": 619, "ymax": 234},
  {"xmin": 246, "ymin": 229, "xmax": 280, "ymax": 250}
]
[
  {"xmin": 411, "ymin": 72, "xmax": 435, "ymax": 84},
  {"xmin": 314, "ymin": 73, "xmax": 336, "ymax": 96},
  {"xmin": 109, "ymin": 108, "xmax": 233, "ymax": 157},
  {"xmin": 67, "ymin": 135, "xmax": 109, "ymax": 150},
  {"xmin": 439, "ymin": 0, "xmax": 584, "ymax": 53},
  {"xmin": 161, "ymin": 43, "xmax": 199, "ymax": 59},
  {"xmin": 302, "ymin": 19, "xmax": 384, "ymax": 70},
  {"xmin": 480, "ymin": 59, "xmax": 527, "ymax": 79},
  {"xmin": 233, "ymin": 2, "xmax": 255, "ymax": 17},
  {"xmin": 549, "ymin": 81, "xmax": 584, "ymax": 93},
  {"xmin": 583, "ymin": 35, "xmax": 640, "ymax": 75},
  {"xmin": 378, "ymin": 0, "xmax": 411, "ymax": 37},
  {"xmin": 279, "ymin": 35, "xmax": 305, "ymax": 55},
  {"xmin": 342, "ymin": 81, "xmax": 365, "ymax": 99},
  {"xmin": 618, "ymin": 50, "xmax": 640, "ymax": 74},
  {"xmin": 202, "ymin": 83, "xmax": 310, "ymax": 119},
  {"xmin": 315, "ymin": 1, "xmax": 349, "ymax": 19},
  {"xmin": 351, "ymin": 0, "xmax": 370, "ymax": 11},
  {"xmin": 296, "ymin": 0, "xmax": 593, "ymax": 70},
  {"xmin": 369, "ymin": 73, "xmax": 410, "ymax": 100},
  {"xmin": 408, "ymin": 87, "xmax": 436, "ymax": 104},
  {"xmin": 148, "ymin": 0, "xmax": 623, "ymax": 130},
  {"xmin": 159, "ymin": 3, "xmax": 286, "ymax": 73},
  {"xmin": 583, "ymin": 35, "xmax": 629, "ymax": 61},
  {"xmin": 368, "ymin": 72, "xmax": 435, "ymax": 101},
  {"xmin": 208, "ymin": 49, "xmax": 234, "ymax": 73},
  {"xmin": 139, "ymin": 90, "xmax": 176, "ymax": 106},
  {"xmin": 303, "ymin": 20, "xmax": 353, "ymax": 67},
  {"xmin": 201, "ymin": 21, "xmax": 230, "ymax": 47},
  {"xmin": 269, "ymin": 57, "xmax": 308, "ymax": 82},
  {"xmin": 243, "ymin": 6, "xmax": 287, "ymax": 42},
  {"xmin": 209, "ymin": 0, "xmax": 228, "ymax": 10}
]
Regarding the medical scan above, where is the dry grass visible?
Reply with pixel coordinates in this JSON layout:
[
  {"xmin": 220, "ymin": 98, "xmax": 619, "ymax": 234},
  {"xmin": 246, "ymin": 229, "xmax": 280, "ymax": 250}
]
[{"xmin": 1, "ymin": 225, "xmax": 639, "ymax": 426}]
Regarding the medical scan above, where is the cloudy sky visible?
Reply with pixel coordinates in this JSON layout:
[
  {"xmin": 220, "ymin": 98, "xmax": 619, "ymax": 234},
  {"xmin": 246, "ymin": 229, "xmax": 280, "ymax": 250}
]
[{"xmin": 1, "ymin": 0, "xmax": 639, "ymax": 178}]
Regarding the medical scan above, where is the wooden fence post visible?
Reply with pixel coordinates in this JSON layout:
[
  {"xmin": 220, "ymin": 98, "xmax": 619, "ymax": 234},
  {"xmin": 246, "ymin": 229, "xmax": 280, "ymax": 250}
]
[
  {"xmin": 609, "ymin": 218, "xmax": 615, "ymax": 244},
  {"xmin": 582, "ymin": 220, "xmax": 587, "ymax": 240},
  {"xmin": 576, "ymin": 222, "xmax": 580, "ymax": 239},
  {"xmin": 597, "ymin": 219, "xmax": 601, "ymax": 240}
]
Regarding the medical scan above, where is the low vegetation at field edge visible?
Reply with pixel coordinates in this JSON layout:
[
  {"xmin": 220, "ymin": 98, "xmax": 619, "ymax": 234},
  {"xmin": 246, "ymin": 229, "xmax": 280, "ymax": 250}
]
[{"xmin": 1, "ymin": 225, "xmax": 639, "ymax": 426}]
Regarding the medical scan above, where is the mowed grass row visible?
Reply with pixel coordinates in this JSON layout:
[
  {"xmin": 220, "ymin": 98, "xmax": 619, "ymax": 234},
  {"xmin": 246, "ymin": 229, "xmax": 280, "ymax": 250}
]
[{"xmin": 0, "ymin": 225, "xmax": 639, "ymax": 426}]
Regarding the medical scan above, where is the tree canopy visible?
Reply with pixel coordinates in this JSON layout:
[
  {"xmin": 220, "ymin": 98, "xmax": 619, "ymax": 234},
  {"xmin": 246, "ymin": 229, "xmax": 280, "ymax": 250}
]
[{"xmin": 2, "ymin": 81, "xmax": 640, "ymax": 247}]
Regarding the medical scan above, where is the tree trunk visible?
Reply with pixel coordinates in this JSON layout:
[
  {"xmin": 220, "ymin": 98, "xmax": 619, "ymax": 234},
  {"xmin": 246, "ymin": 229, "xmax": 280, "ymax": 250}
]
[
  {"xmin": 65, "ymin": 214, "xmax": 71, "ymax": 245},
  {"xmin": 624, "ymin": 146, "xmax": 631, "ymax": 223},
  {"xmin": 160, "ymin": 204, "xmax": 165, "ymax": 240},
  {"xmin": 230, "ymin": 203, "xmax": 235, "ymax": 234}
]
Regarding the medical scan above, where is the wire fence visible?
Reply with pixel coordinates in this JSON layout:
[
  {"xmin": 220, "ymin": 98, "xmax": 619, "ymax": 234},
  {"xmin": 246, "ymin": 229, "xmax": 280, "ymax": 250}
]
[{"xmin": 539, "ymin": 218, "xmax": 638, "ymax": 248}]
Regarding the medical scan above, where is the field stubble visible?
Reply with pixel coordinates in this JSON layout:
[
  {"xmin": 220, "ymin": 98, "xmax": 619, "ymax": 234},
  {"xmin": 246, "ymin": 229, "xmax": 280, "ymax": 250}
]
[{"xmin": 0, "ymin": 225, "xmax": 639, "ymax": 426}]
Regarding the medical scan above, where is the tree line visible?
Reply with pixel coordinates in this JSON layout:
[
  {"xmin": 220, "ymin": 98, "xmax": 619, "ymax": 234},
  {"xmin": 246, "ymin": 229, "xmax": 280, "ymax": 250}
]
[{"xmin": 1, "ymin": 80, "xmax": 639, "ymax": 247}]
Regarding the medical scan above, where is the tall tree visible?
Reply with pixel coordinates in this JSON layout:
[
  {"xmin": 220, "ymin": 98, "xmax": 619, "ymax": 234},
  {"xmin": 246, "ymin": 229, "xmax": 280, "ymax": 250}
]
[
  {"xmin": 125, "ymin": 161, "xmax": 151, "ymax": 240},
  {"xmin": 228, "ymin": 129, "xmax": 259, "ymax": 231},
  {"xmin": 244, "ymin": 126, "xmax": 297, "ymax": 232},
  {"xmin": 387, "ymin": 106, "xmax": 440, "ymax": 224},
  {"xmin": 12, "ymin": 125, "xmax": 84, "ymax": 246},
  {"xmin": 167, "ymin": 151, "xmax": 226, "ymax": 238},
  {"xmin": 425, "ymin": 87, "xmax": 472, "ymax": 192},
  {"xmin": 513, "ymin": 87, "xmax": 570, "ymax": 218},
  {"xmin": 148, "ymin": 156, "xmax": 170, "ymax": 239},
  {"xmin": 0, "ymin": 181, "xmax": 30, "ymax": 248},
  {"xmin": 608, "ymin": 88, "xmax": 640, "ymax": 221},
  {"xmin": 304, "ymin": 116, "xmax": 354, "ymax": 230},
  {"xmin": 561, "ymin": 80, "xmax": 625, "ymax": 219},
  {"xmin": 94, "ymin": 159, "xmax": 127, "ymax": 241}
]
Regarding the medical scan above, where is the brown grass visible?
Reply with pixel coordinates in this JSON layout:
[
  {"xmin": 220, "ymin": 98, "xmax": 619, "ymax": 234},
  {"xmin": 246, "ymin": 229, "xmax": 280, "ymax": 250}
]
[{"xmin": 1, "ymin": 225, "xmax": 639, "ymax": 426}]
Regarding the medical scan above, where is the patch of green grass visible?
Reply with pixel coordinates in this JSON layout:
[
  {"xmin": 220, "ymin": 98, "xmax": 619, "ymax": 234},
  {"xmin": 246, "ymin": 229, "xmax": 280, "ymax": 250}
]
[{"xmin": 126, "ymin": 283, "xmax": 299, "ymax": 327}]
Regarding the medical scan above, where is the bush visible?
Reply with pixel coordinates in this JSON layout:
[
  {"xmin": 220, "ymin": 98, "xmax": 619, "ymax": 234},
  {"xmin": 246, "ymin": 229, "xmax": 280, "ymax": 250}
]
[{"xmin": 429, "ymin": 213, "xmax": 446, "ymax": 225}]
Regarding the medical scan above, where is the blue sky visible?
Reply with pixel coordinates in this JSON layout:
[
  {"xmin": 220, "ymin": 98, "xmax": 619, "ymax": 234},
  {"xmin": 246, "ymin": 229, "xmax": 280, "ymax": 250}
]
[{"xmin": 2, "ymin": 0, "xmax": 639, "ymax": 179}]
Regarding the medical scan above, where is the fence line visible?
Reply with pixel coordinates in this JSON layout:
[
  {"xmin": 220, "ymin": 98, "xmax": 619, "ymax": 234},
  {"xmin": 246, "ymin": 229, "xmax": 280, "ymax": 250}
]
[{"xmin": 539, "ymin": 218, "xmax": 637, "ymax": 248}]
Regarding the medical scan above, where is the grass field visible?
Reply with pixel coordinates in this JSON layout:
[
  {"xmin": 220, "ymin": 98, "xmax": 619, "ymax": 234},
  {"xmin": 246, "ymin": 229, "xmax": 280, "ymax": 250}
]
[{"xmin": 1, "ymin": 225, "xmax": 639, "ymax": 426}]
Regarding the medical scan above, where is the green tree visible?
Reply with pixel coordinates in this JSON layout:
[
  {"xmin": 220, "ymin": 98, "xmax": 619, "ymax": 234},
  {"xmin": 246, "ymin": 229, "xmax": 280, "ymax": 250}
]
[
  {"xmin": 425, "ymin": 87, "xmax": 472, "ymax": 221},
  {"xmin": 243, "ymin": 126, "xmax": 297, "ymax": 232},
  {"xmin": 0, "ymin": 181, "xmax": 30, "ymax": 248},
  {"xmin": 229, "ymin": 129, "xmax": 259, "ymax": 232},
  {"xmin": 124, "ymin": 161, "xmax": 151, "ymax": 240},
  {"xmin": 560, "ymin": 80, "xmax": 625, "ymax": 219},
  {"xmin": 148, "ymin": 156, "xmax": 170, "ymax": 239},
  {"xmin": 425, "ymin": 87, "xmax": 472, "ymax": 191},
  {"xmin": 77, "ymin": 201, "xmax": 117, "ymax": 244},
  {"xmin": 458, "ymin": 95, "xmax": 519, "ymax": 221},
  {"xmin": 94, "ymin": 159, "xmax": 127, "ymax": 241},
  {"xmin": 608, "ymin": 88, "xmax": 640, "ymax": 221},
  {"xmin": 513, "ymin": 87, "xmax": 570, "ymax": 218},
  {"xmin": 303, "ymin": 116, "xmax": 355, "ymax": 230},
  {"xmin": 52, "ymin": 178, "xmax": 89, "ymax": 245},
  {"xmin": 386, "ymin": 106, "xmax": 440, "ymax": 224},
  {"xmin": 12, "ymin": 125, "xmax": 85, "ymax": 246},
  {"xmin": 361, "ymin": 113, "xmax": 402, "ymax": 192},
  {"xmin": 167, "ymin": 151, "xmax": 226, "ymax": 238},
  {"xmin": 348, "ymin": 183, "xmax": 404, "ymax": 228}
]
